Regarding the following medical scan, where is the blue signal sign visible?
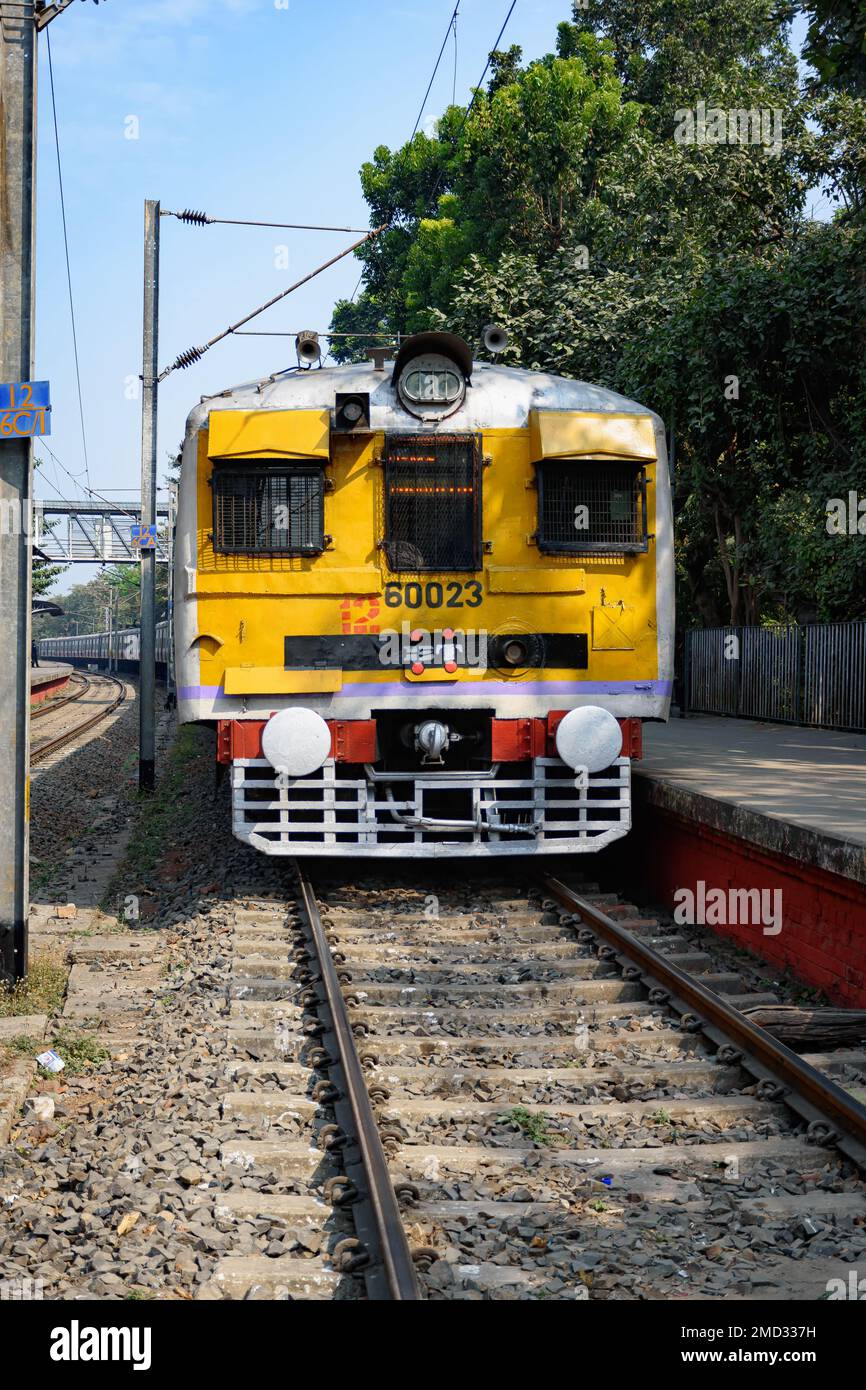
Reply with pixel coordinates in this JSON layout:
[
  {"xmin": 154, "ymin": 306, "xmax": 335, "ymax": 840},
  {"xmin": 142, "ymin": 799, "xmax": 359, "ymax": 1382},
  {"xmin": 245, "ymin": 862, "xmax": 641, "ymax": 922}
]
[
  {"xmin": 132, "ymin": 524, "xmax": 158, "ymax": 549},
  {"xmin": 0, "ymin": 380, "xmax": 51, "ymax": 438}
]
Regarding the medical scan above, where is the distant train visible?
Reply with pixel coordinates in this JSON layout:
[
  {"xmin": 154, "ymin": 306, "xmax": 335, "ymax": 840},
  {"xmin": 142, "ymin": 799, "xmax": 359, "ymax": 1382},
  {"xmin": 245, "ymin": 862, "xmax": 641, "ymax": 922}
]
[{"xmin": 38, "ymin": 620, "xmax": 171, "ymax": 677}]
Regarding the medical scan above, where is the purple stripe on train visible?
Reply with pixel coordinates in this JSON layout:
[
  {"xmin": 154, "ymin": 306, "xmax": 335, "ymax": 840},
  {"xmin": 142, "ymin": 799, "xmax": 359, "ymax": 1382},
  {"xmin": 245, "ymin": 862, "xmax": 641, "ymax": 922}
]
[{"xmin": 177, "ymin": 680, "xmax": 673, "ymax": 701}]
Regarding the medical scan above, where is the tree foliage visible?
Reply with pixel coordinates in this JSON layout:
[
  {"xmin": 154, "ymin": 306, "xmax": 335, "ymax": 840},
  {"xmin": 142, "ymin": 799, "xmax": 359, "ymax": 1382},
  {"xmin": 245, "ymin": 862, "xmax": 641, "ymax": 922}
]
[
  {"xmin": 33, "ymin": 565, "xmax": 169, "ymax": 640},
  {"xmin": 801, "ymin": 0, "xmax": 866, "ymax": 94},
  {"xmin": 32, "ymin": 554, "xmax": 67, "ymax": 599},
  {"xmin": 32, "ymin": 462, "xmax": 68, "ymax": 599},
  {"xmin": 331, "ymin": 1, "xmax": 866, "ymax": 626}
]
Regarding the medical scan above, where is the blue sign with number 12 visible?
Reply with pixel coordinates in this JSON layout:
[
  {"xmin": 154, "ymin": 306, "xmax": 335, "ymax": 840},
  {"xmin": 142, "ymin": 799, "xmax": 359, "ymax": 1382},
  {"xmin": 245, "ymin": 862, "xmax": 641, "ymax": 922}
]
[
  {"xmin": 0, "ymin": 381, "xmax": 51, "ymax": 438},
  {"xmin": 132, "ymin": 524, "xmax": 158, "ymax": 549}
]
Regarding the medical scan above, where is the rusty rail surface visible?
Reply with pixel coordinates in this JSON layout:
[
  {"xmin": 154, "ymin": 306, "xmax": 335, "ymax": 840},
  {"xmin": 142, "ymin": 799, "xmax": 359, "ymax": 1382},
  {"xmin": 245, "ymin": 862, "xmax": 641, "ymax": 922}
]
[
  {"xmin": 541, "ymin": 876, "xmax": 866, "ymax": 1170},
  {"xmin": 31, "ymin": 671, "xmax": 90, "ymax": 721},
  {"xmin": 295, "ymin": 864, "xmax": 422, "ymax": 1300},
  {"xmin": 31, "ymin": 674, "xmax": 126, "ymax": 765}
]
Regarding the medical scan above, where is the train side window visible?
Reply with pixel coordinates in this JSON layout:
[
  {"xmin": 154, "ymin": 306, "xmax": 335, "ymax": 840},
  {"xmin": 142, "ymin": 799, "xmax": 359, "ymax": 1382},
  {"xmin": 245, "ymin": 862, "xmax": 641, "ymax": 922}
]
[
  {"xmin": 383, "ymin": 433, "xmax": 481, "ymax": 572},
  {"xmin": 211, "ymin": 463, "xmax": 325, "ymax": 555},
  {"xmin": 535, "ymin": 460, "xmax": 648, "ymax": 554}
]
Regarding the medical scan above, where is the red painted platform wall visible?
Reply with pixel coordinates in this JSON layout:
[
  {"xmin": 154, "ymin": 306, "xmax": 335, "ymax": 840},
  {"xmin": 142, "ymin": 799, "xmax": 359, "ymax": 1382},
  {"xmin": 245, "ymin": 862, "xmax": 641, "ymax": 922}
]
[
  {"xmin": 605, "ymin": 803, "xmax": 866, "ymax": 1008},
  {"xmin": 30, "ymin": 674, "xmax": 69, "ymax": 704}
]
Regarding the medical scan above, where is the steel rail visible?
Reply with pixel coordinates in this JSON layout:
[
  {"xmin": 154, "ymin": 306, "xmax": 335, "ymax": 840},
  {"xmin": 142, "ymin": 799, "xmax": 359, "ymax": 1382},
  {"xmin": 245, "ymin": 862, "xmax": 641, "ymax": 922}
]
[
  {"xmin": 294, "ymin": 864, "xmax": 422, "ymax": 1300},
  {"xmin": 31, "ymin": 671, "xmax": 90, "ymax": 720},
  {"xmin": 31, "ymin": 674, "xmax": 126, "ymax": 766},
  {"xmin": 541, "ymin": 876, "xmax": 866, "ymax": 1169}
]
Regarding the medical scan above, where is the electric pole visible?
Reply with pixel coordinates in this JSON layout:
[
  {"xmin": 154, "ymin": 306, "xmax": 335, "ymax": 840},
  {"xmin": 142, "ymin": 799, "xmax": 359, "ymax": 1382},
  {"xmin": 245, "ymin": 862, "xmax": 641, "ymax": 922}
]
[
  {"xmin": 0, "ymin": 11, "xmax": 37, "ymax": 980},
  {"xmin": 0, "ymin": 2, "xmax": 98, "ymax": 978},
  {"xmin": 139, "ymin": 199, "xmax": 160, "ymax": 791}
]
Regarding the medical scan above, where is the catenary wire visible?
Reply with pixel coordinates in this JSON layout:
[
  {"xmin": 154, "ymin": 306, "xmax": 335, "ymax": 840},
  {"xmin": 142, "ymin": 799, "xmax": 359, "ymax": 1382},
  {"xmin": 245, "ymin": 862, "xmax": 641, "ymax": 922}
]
[
  {"xmin": 45, "ymin": 28, "xmax": 91, "ymax": 495},
  {"xmin": 157, "ymin": 224, "xmax": 388, "ymax": 382},
  {"xmin": 162, "ymin": 210, "xmax": 371, "ymax": 233},
  {"xmin": 409, "ymin": 1, "xmax": 461, "ymax": 142}
]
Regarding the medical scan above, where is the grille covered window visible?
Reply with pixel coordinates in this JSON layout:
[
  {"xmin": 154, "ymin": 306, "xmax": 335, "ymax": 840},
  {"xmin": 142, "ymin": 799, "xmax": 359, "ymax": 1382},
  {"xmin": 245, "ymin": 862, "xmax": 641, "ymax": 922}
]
[
  {"xmin": 212, "ymin": 463, "xmax": 325, "ymax": 555},
  {"xmin": 383, "ymin": 433, "xmax": 481, "ymax": 571},
  {"xmin": 536, "ymin": 460, "xmax": 648, "ymax": 554}
]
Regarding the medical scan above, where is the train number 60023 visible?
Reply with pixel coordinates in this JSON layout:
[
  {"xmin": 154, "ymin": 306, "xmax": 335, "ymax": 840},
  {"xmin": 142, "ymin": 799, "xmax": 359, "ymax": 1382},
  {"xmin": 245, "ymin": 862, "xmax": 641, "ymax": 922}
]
[{"xmin": 384, "ymin": 581, "xmax": 483, "ymax": 609}]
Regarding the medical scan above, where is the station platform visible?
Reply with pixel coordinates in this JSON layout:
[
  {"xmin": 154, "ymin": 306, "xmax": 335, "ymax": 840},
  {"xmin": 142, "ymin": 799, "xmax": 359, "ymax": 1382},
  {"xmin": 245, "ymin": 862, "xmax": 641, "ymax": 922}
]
[
  {"xmin": 601, "ymin": 715, "xmax": 866, "ymax": 1007},
  {"xmin": 30, "ymin": 663, "xmax": 72, "ymax": 703},
  {"xmin": 640, "ymin": 716, "xmax": 866, "ymax": 876}
]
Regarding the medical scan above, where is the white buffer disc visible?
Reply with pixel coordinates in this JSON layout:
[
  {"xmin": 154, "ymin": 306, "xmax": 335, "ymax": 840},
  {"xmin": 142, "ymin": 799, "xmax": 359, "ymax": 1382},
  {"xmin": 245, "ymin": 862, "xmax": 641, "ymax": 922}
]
[
  {"xmin": 261, "ymin": 707, "xmax": 331, "ymax": 778},
  {"xmin": 555, "ymin": 706, "xmax": 622, "ymax": 774}
]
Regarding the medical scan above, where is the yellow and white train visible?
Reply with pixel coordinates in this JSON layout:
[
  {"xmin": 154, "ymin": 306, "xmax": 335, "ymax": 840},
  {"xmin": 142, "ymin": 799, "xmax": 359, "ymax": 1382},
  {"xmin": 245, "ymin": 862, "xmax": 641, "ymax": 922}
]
[{"xmin": 173, "ymin": 330, "xmax": 674, "ymax": 856}]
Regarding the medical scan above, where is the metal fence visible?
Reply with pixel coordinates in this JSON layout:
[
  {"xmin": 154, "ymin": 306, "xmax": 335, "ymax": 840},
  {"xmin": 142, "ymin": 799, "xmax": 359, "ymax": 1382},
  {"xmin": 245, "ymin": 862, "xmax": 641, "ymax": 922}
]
[{"xmin": 683, "ymin": 622, "xmax": 866, "ymax": 732}]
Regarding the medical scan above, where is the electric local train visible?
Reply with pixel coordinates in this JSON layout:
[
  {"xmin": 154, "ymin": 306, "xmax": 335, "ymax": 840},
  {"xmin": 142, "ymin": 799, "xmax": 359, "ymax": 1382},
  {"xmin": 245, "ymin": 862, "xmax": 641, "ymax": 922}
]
[
  {"xmin": 169, "ymin": 329, "xmax": 673, "ymax": 856},
  {"xmin": 39, "ymin": 620, "xmax": 171, "ymax": 675}
]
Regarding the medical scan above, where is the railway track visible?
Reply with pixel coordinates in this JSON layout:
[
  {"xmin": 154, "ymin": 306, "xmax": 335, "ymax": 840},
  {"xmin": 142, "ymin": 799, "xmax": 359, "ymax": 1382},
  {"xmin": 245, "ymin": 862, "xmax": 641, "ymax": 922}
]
[
  {"xmin": 31, "ymin": 670, "xmax": 91, "ymax": 721},
  {"xmin": 30, "ymin": 672, "xmax": 127, "ymax": 766},
  {"xmin": 208, "ymin": 867, "xmax": 866, "ymax": 1301}
]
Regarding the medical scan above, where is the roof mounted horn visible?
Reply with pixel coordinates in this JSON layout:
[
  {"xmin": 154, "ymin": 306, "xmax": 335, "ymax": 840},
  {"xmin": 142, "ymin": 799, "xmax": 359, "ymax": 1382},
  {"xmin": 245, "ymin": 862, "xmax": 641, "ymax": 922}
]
[
  {"xmin": 295, "ymin": 330, "xmax": 321, "ymax": 367},
  {"xmin": 482, "ymin": 324, "xmax": 509, "ymax": 356}
]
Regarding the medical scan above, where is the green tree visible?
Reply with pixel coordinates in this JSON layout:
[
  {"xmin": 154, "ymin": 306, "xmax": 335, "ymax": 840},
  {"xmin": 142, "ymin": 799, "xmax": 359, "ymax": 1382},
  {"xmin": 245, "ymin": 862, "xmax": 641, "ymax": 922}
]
[
  {"xmin": 34, "ymin": 564, "xmax": 169, "ymax": 639},
  {"xmin": 616, "ymin": 221, "xmax": 866, "ymax": 624},
  {"xmin": 801, "ymin": 0, "xmax": 866, "ymax": 94},
  {"xmin": 331, "ymin": 1, "xmax": 864, "ymax": 626},
  {"xmin": 32, "ymin": 552, "xmax": 67, "ymax": 599},
  {"xmin": 331, "ymin": 33, "xmax": 644, "ymax": 355},
  {"xmin": 32, "ymin": 460, "xmax": 68, "ymax": 599}
]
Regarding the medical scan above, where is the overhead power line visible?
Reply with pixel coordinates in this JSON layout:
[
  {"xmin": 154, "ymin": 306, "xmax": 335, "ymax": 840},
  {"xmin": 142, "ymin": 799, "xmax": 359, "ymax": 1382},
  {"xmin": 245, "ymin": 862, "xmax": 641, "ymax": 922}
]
[
  {"xmin": 348, "ymin": 268, "xmax": 365, "ymax": 305},
  {"xmin": 40, "ymin": 437, "xmax": 85, "ymax": 481},
  {"xmin": 158, "ymin": 224, "xmax": 389, "ymax": 382},
  {"xmin": 158, "ymin": 2, "xmax": 518, "ymax": 378},
  {"xmin": 233, "ymin": 330, "xmax": 397, "ymax": 340},
  {"xmin": 353, "ymin": 0, "xmax": 517, "ymax": 310},
  {"xmin": 409, "ymin": 0, "xmax": 461, "ymax": 142},
  {"xmin": 456, "ymin": 0, "xmax": 518, "ymax": 144},
  {"xmin": 420, "ymin": 0, "xmax": 519, "ymax": 219},
  {"xmin": 34, "ymin": 455, "xmax": 76, "ymax": 510},
  {"xmin": 452, "ymin": 8, "xmax": 459, "ymax": 105},
  {"xmin": 38, "ymin": 439, "xmax": 142, "ymax": 529},
  {"xmin": 46, "ymin": 27, "xmax": 91, "ymax": 495},
  {"xmin": 163, "ymin": 209, "xmax": 371, "ymax": 234}
]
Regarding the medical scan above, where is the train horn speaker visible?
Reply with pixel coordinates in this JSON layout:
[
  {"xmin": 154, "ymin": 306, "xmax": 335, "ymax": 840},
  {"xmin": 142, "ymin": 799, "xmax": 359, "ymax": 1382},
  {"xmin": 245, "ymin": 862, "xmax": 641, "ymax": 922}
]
[
  {"xmin": 295, "ymin": 330, "xmax": 322, "ymax": 366},
  {"xmin": 482, "ymin": 324, "xmax": 509, "ymax": 356}
]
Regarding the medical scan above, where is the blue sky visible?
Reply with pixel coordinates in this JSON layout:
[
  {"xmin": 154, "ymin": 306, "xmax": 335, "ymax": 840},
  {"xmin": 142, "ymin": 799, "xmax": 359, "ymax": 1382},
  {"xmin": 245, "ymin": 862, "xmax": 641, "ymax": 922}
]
[
  {"xmin": 35, "ymin": 0, "xmax": 567, "ymax": 529},
  {"xmin": 35, "ymin": 0, "xmax": 813, "ymax": 594}
]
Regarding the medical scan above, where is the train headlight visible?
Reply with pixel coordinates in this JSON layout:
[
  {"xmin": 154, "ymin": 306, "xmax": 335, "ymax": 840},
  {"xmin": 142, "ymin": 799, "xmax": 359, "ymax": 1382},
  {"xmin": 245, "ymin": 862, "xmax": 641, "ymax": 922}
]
[
  {"xmin": 335, "ymin": 392, "xmax": 371, "ymax": 431},
  {"xmin": 555, "ymin": 706, "xmax": 622, "ymax": 775},
  {"xmin": 261, "ymin": 707, "xmax": 331, "ymax": 778}
]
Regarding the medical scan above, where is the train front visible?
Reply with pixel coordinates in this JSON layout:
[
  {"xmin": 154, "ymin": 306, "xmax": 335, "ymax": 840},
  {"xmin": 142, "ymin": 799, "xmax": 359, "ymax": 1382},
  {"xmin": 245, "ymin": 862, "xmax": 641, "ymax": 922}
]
[{"xmin": 173, "ymin": 331, "xmax": 674, "ymax": 856}]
